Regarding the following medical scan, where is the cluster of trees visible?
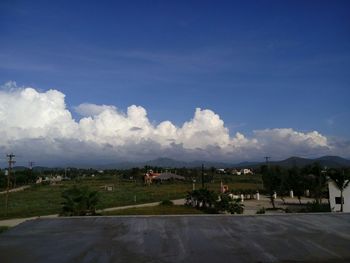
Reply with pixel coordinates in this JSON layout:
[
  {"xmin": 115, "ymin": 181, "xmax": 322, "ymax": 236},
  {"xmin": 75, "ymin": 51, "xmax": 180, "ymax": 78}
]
[
  {"xmin": 0, "ymin": 169, "xmax": 38, "ymax": 189},
  {"xmin": 185, "ymin": 189, "xmax": 244, "ymax": 214},
  {"xmin": 261, "ymin": 163, "xmax": 350, "ymax": 211}
]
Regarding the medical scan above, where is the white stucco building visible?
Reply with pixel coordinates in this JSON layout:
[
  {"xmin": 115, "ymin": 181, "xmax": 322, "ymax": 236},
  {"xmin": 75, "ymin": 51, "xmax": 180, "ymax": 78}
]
[{"xmin": 328, "ymin": 180, "xmax": 350, "ymax": 212}]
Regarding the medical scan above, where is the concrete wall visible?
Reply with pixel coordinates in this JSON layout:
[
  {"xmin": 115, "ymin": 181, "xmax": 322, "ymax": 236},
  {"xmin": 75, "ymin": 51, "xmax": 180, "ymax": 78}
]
[{"xmin": 328, "ymin": 180, "xmax": 350, "ymax": 212}]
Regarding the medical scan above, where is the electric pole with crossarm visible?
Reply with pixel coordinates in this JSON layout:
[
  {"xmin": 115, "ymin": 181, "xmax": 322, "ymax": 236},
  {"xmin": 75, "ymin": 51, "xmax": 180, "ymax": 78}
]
[{"xmin": 5, "ymin": 153, "xmax": 16, "ymax": 216}]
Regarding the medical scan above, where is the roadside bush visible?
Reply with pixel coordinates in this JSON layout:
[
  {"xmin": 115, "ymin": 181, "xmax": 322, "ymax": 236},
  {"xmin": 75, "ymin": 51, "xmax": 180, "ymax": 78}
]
[
  {"xmin": 216, "ymin": 194, "xmax": 244, "ymax": 214},
  {"xmin": 256, "ymin": 207, "xmax": 266, "ymax": 214},
  {"xmin": 61, "ymin": 185, "xmax": 100, "ymax": 216},
  {"xmin": 0, "ymin": 226, "xmax": 10, "ymax": 234},
  {"xmin": 159, "ymin": 199, "xmax": 174, "ymax": 206},
  {"xmin": 299, "ymin": 201, "xmax": 331, "ymax": 213}
]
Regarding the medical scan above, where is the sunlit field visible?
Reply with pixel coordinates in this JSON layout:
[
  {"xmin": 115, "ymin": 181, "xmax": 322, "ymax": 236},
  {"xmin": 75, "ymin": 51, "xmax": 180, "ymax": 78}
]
[{"xmin": 0, "ymin": 175, "xmax": 263, "ymax": 220}]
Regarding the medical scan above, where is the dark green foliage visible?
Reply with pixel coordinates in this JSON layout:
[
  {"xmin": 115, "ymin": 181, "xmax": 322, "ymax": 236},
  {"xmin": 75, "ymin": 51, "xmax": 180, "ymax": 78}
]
[
  {"xmin": 0, "ymin": 226, "xmax": 10, "ymax": 234},
  {"xmin": 256, "ymin": 207, "xmax": 266, "ymax": 214},
  {"xmin": 186, "ymin": 190, "xmax": 244, "ymax": 214},
  {"xmin": 328, "ymin": 168, "xmax": 350, "ymax": 212},
  {"xmin": 261, "ymin": 165, "xmax": 282, "ymax": 208},
  {"xmin": 185, "ymin": 188, "xmax": 217, "ymax": 209},
  {"xmin": 216, "ymin": 194, "xmax": 244, "ymax": 214},
  {"xmin": 301, "ymin": 201, "xmax": 331, "ymax": 213},
  {"xmin": 159, "ymin": 199, "xmax": 174, "ymax": 206},
  {"xmin": 286, "ymin": 166, "xmax": 305, "ymax": 204},
  {"xmin": 302, "ymin": 163, "xmax": 328, "ymax": 204},
  {"xmin": 61, "ymin": 185, "xmax": 100, "ymax": 216}
]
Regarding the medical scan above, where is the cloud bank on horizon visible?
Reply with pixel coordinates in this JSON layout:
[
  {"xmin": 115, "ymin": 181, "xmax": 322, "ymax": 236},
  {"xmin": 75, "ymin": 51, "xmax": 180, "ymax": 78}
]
[{"xmin": 0, "ymin": 82, "xmax": 348, "ymax": 166}]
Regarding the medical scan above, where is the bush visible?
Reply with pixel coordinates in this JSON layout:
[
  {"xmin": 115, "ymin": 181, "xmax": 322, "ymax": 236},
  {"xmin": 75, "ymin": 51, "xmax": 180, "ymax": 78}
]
[
  {"xmin": 185, "ymin": 188, "xmax": 217, "ymax": 209},
  {"xmin": 61, "ymin": 185, "xmax": 100, "ymax": 216},
  {"xmin": 299, "ymin": 201, "xmax": 331, "ymax": 213},
  {"xmin": 256, "ymin": 207, "xmax": 266, "ymax": 214},
  {"xmin": 0, "ymin": 226, "xmax": 10, "ymax": 234},
  {"xmin": 216, "ymin": 194, "xmax": 244, "ymax": 214},
  {"xmin": 159, "ymin": 199, "xmax": 174, "ymax": 206}
]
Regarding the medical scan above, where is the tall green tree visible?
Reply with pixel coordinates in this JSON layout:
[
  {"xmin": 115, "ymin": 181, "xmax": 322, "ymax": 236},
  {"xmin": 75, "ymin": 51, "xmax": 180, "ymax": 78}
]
[
  {"xmin": 329, "ymin": 168, "xmax": 350, "ymax": 212},
  {"xmin": 302, "ymin": 163, "xmax": 327, "ymax": 204},
  {"xmin": 286, "ymin": 166, "xmax": 305, "ymax": 205},
  {"xmin": 261, "ymin": 165, "xmax": 282, "ymax": 208}
]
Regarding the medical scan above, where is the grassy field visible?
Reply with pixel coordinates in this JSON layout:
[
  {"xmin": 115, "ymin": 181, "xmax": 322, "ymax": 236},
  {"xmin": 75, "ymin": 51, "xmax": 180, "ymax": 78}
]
[
  {"xmin": 102, "ymin": 205, "xmax": 204, "ymax": 216},
  {"xmin": 0, "ymin": 175, "xmax": 262, "ymax": 220}
]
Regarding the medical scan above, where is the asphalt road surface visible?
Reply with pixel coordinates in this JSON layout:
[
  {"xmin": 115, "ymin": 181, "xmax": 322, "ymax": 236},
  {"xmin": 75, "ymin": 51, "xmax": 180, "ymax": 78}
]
[{"xmin": 1, "ymin": 214, "xmax": 350, "ymax": 263}]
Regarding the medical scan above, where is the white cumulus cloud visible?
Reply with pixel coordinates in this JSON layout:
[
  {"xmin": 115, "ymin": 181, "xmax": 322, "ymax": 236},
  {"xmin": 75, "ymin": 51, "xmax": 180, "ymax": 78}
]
[{"xmin": 0, "ymin": 82, "xmax": 347, "ymax": 166}]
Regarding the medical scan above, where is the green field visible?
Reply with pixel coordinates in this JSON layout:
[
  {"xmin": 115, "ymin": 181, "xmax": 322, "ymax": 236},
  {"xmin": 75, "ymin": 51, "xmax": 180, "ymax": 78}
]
[
  {"xmin": 0, "ymin": 175, "xmax": 262, "ymax": 220},
  {"xmin": 102, "ymin": 205, "xmax": 204, "ymax": 216}
]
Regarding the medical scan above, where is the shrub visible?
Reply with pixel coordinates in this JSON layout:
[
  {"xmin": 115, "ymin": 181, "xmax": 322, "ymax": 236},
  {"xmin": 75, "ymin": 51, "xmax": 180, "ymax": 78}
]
[
  {"xmin": 301, "ymin": 201, "xmax": 331, "ymax": 213},
  {"xmin": 61, "ymin": 185, "xmax": 100, "ymax": 216},
  {"xmin": 159, "ymin": 199, "xmax": 174, "ymax": 206},
  {"xmin": 256, "ymin": 207, "xmax": 266, "ymax": 214},
  {"xmin": 0, "ymin": 226, "xmax": 10, "ymax": 234}
]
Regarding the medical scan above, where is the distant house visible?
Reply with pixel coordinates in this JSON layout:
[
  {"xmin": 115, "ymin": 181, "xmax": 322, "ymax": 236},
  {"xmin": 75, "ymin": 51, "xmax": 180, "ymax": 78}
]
[
  {"xmin": 232, "ymin": 168, "xmax": 254, "ymax": 175},
  {"xmin": 153, "ymin": 172, "xmax": 185, "ymax": 182},
  {"xmin": 144, "ymin": 170, "xmax": 184, "ymax": 184},
  {"xmin": 231, "ymin": 169, "xmax": 241, "ymax": 175},
  {"xmin": 328, "ymin": 180, "xmax": 350, "ymax": 212},
  {"xmin": 242, "ymin": 168, "xmax": 254, "ymax": 175},
  {"xmin": 216, "ymin": 168, "xmax": 226, "ymax": 174}
]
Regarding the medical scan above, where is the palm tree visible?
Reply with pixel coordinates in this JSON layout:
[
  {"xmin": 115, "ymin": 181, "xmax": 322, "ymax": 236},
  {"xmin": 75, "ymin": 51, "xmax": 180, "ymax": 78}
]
[{"xmin": 329, "ymin": 169, "xmax": 350, "ymax": 212}]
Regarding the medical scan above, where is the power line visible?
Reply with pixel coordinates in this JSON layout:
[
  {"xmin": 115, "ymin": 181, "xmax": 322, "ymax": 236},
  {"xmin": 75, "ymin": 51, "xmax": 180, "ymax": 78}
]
[{"xmin": 5, "ymin": 153, "xmax": 15, "ymax": 216}]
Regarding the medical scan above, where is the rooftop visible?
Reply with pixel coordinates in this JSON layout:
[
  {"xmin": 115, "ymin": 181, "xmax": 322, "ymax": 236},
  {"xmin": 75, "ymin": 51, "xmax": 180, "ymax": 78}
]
[{"xmin": 1, "ymin": 214, "xmax": 350, "ymax": 263}]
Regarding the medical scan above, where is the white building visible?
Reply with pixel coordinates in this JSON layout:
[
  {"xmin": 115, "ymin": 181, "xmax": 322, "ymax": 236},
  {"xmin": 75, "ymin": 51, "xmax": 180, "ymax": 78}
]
[
  {"xmin": 232, "ymin": 168, "xmax": 253, "ymax": 175},
  {"xmin": 242, "ymin": 169, "xmax": 253, "ymax": 175},
  {"xmin": 328, "ymin": 180, "xmax": 350, "ymax": 212}
]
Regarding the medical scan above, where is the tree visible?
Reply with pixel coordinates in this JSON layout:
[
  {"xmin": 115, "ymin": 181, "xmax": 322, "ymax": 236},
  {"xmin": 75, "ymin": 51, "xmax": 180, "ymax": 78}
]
[
  {"xmin": 61, "ymin": 185, "xmax": 100, "ymax": 216},
  {"xmin": 286, "ymin": 166, "xmax": 305, "ymax": 205},
  {"xmin": 261, "ymin": 165, "xmax": 282, "ymax": 208},
  {"xmin": 302, "ymin": 163, "xmax": 327, "ymax": 204},
  {"xmin": 216, "ymin": 194, "xmax": 244, "ymax": 214},
  {"xmin": 329, "ymin": 169, "xmax": 350, "ymax": 212},
  {"xmin": 185, "ymin": 188, "xmax": 217, "ymax": 209}
]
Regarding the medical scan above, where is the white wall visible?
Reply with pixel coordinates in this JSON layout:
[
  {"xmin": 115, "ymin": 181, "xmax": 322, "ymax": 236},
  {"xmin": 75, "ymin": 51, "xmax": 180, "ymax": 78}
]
[{"xmin": 328, "ymin": 180, "xmax": 350, "ymax": 212}]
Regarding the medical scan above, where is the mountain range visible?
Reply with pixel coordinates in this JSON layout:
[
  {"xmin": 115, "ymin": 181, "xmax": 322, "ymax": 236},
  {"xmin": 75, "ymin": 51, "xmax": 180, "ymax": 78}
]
[
  {"xmin": 73, "ymin": 155, "xmax": 350, "ymax": 169},
  {"xmin": 98, "ymin": 156, "xmax": 350, "ymax": 169},
  {"xmin": 6, "ymin": 156, "xmax": 350, "ymax": 170}
]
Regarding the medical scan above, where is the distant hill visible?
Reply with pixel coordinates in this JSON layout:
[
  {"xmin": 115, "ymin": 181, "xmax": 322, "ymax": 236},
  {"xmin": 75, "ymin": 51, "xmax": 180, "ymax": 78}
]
[
  {"xmin": 4, "ymin": 156, "xmax": 349, "ymax": 170},
  {"xmin": 95, "ymin": 156, "xmax": 350, "ymax": 169},
  {"xmin": 314, "ymin": 156, "xmax": 350, "ymax": 167},
  {"xmin": 268, "ymin": 156, "xmax": 350, "ymax": 168}
]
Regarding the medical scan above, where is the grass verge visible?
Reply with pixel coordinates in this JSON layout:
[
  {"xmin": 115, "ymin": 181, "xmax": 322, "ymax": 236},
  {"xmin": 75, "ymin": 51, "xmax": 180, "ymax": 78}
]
[{"xmin": 102, "ymin": 205, "xmax": 204, "ymax": 216}]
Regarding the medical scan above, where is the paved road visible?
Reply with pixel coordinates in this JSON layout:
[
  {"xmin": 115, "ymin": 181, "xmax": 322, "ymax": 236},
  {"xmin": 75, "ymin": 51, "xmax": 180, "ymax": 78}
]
[
  {"xmin": 0, "ymin": 185, "xmax": 30, "ymax": 195},
  {"xmin": 1, "ymin": 214, "xmax": 349, "ymax": 263}
]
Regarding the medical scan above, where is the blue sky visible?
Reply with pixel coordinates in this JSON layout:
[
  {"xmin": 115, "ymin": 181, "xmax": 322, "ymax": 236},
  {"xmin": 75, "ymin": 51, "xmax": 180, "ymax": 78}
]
[{"xmin": 0, "ymin": 1, "xmax": 349, "ymax": 164}]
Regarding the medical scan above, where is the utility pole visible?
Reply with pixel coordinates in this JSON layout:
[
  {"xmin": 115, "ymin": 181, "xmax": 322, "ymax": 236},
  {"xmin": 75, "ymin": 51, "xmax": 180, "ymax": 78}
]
[
  {"xmin": 5, "ymin": 153, "xmax": 15, "ymax": 216},
  {"xmin": 29, "ymin": 161, "xmax": 35, "ymax": 170},
  {"xmin": 201, "ymin": 164, "xmax": 204, "ymax": 188},
  {"xmin": 29, "ymin": 161, "xmax": 35, "ymax": 184},
  {"xmin": 264, "ymin": 156, "xmax": 271, "ymax": 166}
]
